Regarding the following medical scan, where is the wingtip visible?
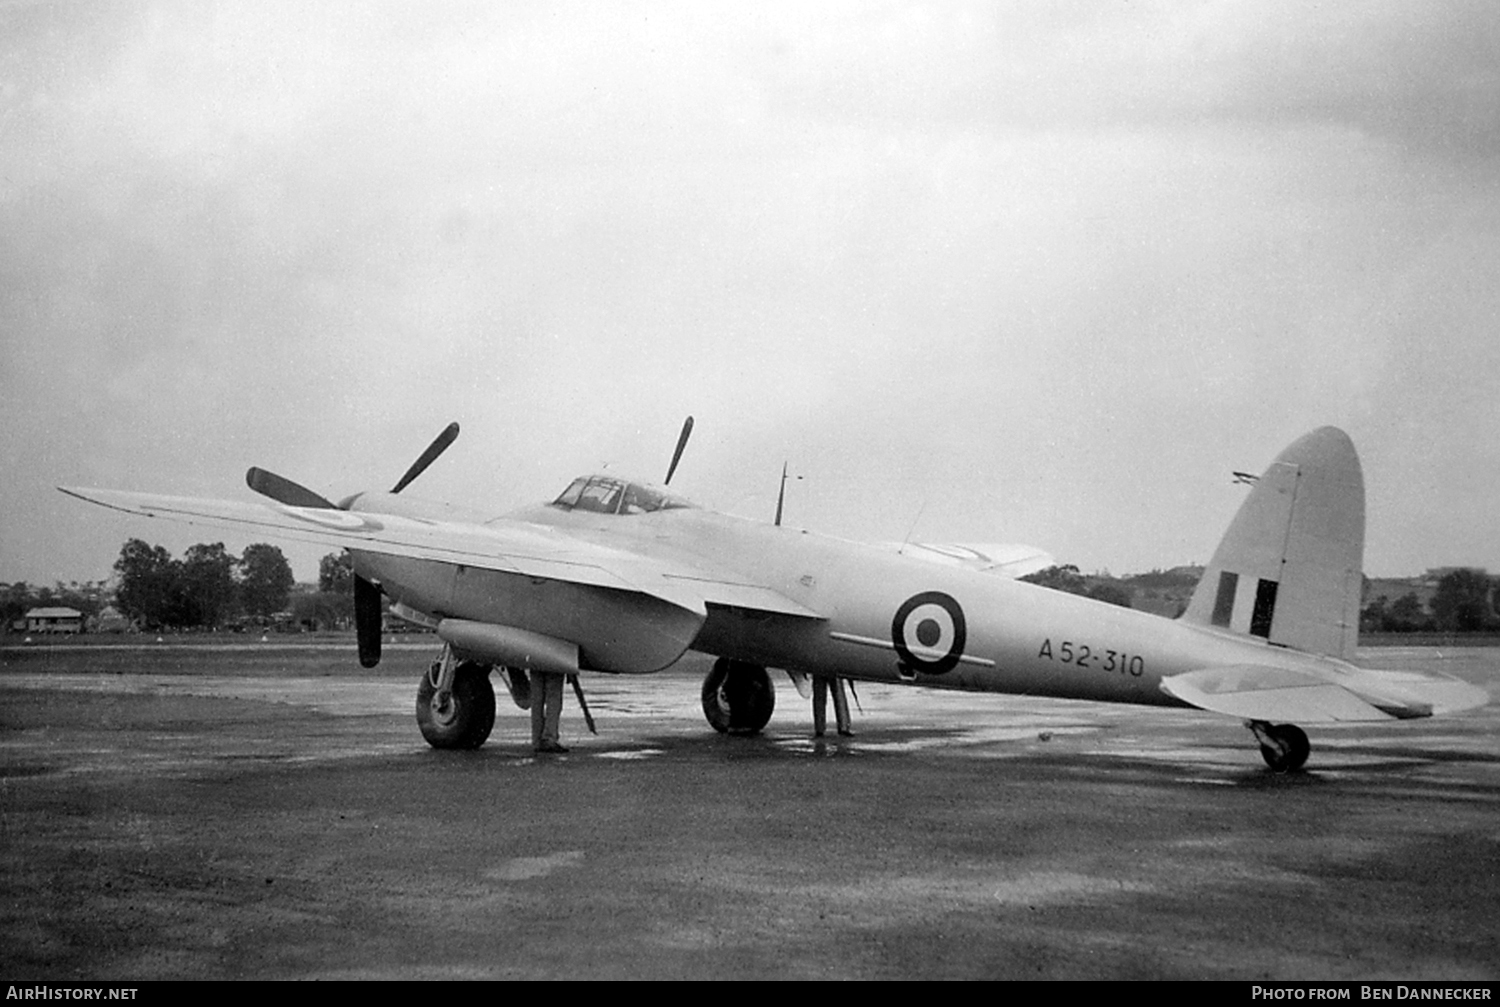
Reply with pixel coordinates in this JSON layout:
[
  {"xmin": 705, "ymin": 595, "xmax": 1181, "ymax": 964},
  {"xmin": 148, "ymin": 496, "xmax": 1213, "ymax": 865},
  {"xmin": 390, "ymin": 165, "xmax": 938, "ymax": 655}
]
[
  {"xmin": 1430, "ymin": 679, "xmax": 1491, "ymax": 716},
  {"xmin": 57, "ymin": 486, "xmax": 142, "ymax": 517}
]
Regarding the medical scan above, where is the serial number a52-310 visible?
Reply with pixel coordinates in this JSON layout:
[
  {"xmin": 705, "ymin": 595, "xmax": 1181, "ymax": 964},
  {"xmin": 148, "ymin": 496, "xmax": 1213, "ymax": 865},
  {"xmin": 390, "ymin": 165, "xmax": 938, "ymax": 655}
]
[{"xmin": 1038, "ymin": 638, "xmax": 1145, "ymax": 676}]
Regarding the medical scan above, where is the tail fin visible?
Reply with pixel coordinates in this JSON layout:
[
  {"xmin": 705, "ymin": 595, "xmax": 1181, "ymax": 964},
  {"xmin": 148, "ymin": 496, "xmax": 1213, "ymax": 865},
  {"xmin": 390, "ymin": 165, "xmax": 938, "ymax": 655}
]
[{"xmin": 1181, "ymin": 427, "xmax": 1365, "ymax": 660}]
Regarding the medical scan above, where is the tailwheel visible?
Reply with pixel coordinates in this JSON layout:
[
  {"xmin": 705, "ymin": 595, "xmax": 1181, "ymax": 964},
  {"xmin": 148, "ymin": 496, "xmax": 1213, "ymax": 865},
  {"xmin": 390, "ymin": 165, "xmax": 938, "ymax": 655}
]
[
  {"xmin": 1250, "ymin": 721, "xmax": 1310, "ymax": 772},
  {"xmin": 702, "ymin": 658, "xmax": 775, "ymax": 735},
  {"xmin": 417, "ymin": 656, "xmax": 496, "ymax": 749}
]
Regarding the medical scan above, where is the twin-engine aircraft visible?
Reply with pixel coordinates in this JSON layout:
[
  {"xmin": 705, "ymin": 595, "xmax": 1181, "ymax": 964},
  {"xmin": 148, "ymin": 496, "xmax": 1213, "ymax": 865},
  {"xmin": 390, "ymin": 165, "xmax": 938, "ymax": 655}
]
[{"xmin": 62, "ymin": 422, "xmax": 1487, "ymax": 770}]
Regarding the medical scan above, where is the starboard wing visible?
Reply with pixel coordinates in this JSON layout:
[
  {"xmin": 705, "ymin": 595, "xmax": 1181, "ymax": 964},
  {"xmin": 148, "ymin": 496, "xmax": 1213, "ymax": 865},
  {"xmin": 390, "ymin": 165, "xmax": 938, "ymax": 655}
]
[{"xmin": 60, "ymin": 486, "xmax": 823, "ymax": 622}]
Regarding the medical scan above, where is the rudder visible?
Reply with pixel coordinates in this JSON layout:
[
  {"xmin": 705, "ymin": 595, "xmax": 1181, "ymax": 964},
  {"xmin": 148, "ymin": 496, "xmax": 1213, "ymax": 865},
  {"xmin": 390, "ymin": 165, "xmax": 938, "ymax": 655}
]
[{"xmin": 1182, "ymin": 427, "xmax": 1365, "ymax": 659}]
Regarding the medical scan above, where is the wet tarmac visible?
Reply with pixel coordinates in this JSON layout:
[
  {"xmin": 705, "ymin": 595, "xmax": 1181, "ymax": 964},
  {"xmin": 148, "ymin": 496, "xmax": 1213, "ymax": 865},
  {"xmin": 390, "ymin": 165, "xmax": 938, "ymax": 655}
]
[{"xmin": 2, "ymin": 643, "xmax": 1497, "ymax": 980}]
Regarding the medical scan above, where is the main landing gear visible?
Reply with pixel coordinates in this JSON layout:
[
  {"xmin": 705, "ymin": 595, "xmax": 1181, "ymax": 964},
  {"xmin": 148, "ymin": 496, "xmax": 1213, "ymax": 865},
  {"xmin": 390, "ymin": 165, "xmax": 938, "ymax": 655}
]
[
  {"xmin": 702, "ymin": 658, "xmax": 775, "ymax": 735},
  {"xmin": 416, "ymin": 648, "xmax": 496, "ymax": 750},
  {"xmin": 1249, "ymin": 721, "xmax": 1310, "ymax": 772}
]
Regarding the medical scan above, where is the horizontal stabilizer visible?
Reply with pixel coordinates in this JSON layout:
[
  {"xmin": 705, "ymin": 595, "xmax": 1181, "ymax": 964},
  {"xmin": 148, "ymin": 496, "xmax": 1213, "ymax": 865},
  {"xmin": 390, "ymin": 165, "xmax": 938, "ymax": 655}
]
[
  {"xmin": 1338, "ymin": 667, "xmax": 1490, "ymax": 719},
  {"xmin": 889, "ymin": 542, "xmax": 1057, "ymax": 579},
  {"xmin": 1163, "ymin": 663, "xmax": 1490, "ymax": 723},
  {"xmin": 1160, "ymin": 665, "xmax": 1396, "ymax": 723}
]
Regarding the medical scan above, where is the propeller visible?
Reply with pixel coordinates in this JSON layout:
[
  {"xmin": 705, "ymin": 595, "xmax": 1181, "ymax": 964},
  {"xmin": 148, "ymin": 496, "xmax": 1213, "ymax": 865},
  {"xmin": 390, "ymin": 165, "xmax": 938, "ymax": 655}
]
[
  {"xmin": 664, "ymin": 415, "xmax": 694, "ymax": 486},
  {"xmin": 392, "ymin": 421, "xmax": 460, "ymax": 494},
  {"xmin": 245, "ymin": 422, "xmax": 461, "ymax": 509},
  {"xmin": 245, "ymin": 467, "xmax": 336, "ymax": 509},
  {"xmin": 243, "ymin": 422, "xmax": 463, "ymax": 670},
  {"xmin": 354, "ymin": 575, "xmax": 383, "ymax": 668}
]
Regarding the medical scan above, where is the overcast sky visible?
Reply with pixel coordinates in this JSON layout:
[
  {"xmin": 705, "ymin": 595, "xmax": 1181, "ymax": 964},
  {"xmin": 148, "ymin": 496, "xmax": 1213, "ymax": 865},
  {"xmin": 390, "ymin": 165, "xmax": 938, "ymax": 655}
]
[{"xmin": 3, "ymin": 1, "xmax": 1497, "ymax": 587}]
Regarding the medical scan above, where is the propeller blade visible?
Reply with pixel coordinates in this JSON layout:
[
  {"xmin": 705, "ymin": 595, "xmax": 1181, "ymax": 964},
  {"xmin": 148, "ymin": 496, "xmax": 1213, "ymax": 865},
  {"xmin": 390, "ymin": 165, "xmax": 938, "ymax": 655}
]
[
  {"xmin": 354, "ymin": 575, "xmax": 383, "ymax": 668},
  {"xmin": 246, "ymin": 467, "xmax": 336, "ymax": 509},
  {"xmin": 664, "ymin": 415, "xmax": 694, "ymax": 486},
  {"xmin": 392, "ymin": 422, "xmax": 460, "ymax": 494}
]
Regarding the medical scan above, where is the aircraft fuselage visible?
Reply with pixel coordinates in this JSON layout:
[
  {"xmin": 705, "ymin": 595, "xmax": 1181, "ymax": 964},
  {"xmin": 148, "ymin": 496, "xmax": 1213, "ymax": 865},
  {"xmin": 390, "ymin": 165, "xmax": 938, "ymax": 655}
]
[{"xmin": 353, "ymin": 501, "xmax": 1353, "ymax": 712}]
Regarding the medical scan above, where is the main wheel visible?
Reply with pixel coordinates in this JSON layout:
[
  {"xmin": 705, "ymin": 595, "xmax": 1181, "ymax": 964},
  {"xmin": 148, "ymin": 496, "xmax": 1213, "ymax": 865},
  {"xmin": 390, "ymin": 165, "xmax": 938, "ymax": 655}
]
[
  {"xmin": 701, "ymin": 658, "xmax": 775, "ymax": 735},
  {"xmin": 1258, "ymin": 723, "xmax": 1310, "ymax": 772},
  {"xmin": 417, "ymin": 661, "xmax": 496, "ymax": 749}
]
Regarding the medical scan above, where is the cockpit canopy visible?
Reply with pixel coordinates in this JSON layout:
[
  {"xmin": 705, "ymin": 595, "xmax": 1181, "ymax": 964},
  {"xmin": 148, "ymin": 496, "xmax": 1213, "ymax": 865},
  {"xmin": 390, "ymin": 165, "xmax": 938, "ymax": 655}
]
[{"xmin": 551, "ymin": 475, "xmax": 696, "ymax": 516}]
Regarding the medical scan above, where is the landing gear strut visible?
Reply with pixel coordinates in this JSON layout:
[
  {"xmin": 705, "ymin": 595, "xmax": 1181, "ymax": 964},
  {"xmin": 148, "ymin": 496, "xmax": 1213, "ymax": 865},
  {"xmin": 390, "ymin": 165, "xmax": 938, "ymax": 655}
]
[
  {"xmin": 416, "ymin": 647, "xmax": 496, "ymax": 749},
  {"xmin": 702, "ymin": 658, "xmax": 775, "ymax": 735},
  {"xmin": 1249, "ymin": 721, "xmax": 1310, "ymax": 772}
]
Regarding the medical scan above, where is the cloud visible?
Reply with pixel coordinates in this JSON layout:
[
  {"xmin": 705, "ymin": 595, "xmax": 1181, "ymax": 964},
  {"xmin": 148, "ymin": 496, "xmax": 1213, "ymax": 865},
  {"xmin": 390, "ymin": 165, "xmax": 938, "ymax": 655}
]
[{"xmin": 2, "ymin": 2, "xmax": 1497, "ymax": 583}]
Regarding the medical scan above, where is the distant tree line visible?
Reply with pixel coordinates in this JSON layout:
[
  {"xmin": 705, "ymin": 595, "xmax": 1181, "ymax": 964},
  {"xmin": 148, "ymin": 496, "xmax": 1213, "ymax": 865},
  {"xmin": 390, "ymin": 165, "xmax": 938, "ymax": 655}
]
[
  {"xmin": 1020, "ymin": 565, "xmax": 1134, "ymax": 608},
  {"xmin": 5, "ymin": 545, "xmax": 365, "ymax": 634},
  {"xmin": 1361, "ymin": 569, "xmax": 1500, "ymax": 634},
  {"xmin": 288, "ymin": 551, "xmax": 356, "ymax": 630},
  {"xmin": 111, "ymin": 539, "xmax": 295, "ymax": 630},
  {"xmin": 13, "ymin": 549, "xmax": 1495, "ymax": 636},
  {"xmin": 1022, "ymin": 563, "xmax": 1500, "ymax": 635}
]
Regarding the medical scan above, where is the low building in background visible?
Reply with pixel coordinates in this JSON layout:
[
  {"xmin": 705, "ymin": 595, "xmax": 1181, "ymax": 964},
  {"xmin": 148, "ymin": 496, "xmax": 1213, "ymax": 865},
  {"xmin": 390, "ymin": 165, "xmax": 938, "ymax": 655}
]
[{"xmin": 24, "ymin": 607, "xmax": 83, "ymax": 634}]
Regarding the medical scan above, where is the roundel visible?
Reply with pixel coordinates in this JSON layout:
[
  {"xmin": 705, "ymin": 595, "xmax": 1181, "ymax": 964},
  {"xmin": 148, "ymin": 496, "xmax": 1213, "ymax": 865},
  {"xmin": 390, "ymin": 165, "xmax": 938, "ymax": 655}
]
[
  {"xmin": 280, "ymin": 506, "xmax": 384, "ymax": 532},
  {"xmin": 891, "ymin": 591, "xmax": 967, "ymax": 675}
]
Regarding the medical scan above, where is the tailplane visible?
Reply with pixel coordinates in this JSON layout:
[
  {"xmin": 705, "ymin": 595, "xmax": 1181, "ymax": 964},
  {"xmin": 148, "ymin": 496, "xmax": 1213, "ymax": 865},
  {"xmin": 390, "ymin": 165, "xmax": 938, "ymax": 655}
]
[{"xmin": 1181, "ymin": 427, "xmax": 1365, "ymax": 660}]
